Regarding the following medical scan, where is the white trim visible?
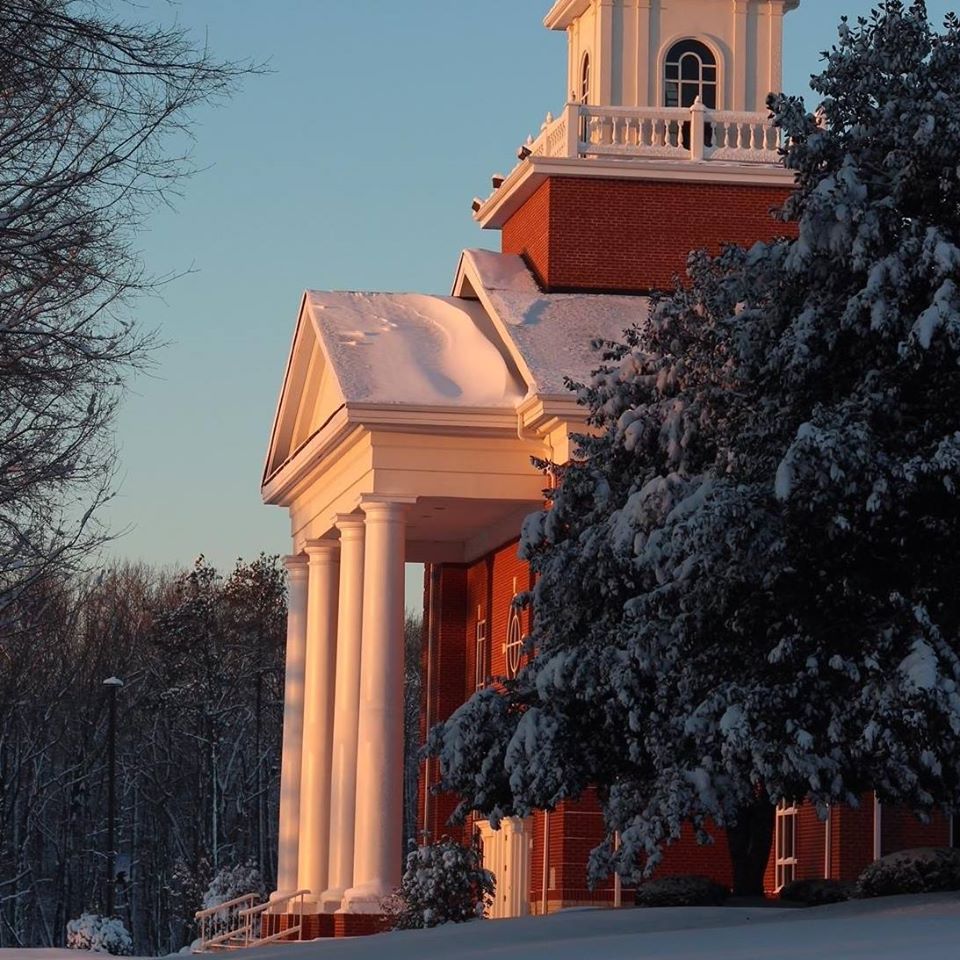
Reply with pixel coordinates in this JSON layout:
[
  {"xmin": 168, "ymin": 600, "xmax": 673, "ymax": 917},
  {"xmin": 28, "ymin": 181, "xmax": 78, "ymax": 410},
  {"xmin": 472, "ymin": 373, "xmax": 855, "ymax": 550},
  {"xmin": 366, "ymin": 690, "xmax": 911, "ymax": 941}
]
[
  {"xmin": 873, "ymin": 795, "xmax": 882, "ymax": 861},
  {"xmin": 262, "ymin": 403, "xmax": 528, "ymax": 507},
  {"xmin": 475, "ymin": 617, "xmax": 489, "ymax": 691},
  {"xmin": 544, "ymin": 0, "xmax": 591, "ymax": 31},
  {"xmin": 775, "ymin": 801, "xmax": 798, "ymax": 891},
  {"xmin": 505, "ymin": 606, "xmax": 524, "ymax": 679},
  {"xmin": 475, "ymin": 154, "xmax": 796, "ymax": 230},
  {"xmin": 824, "ymin": 805, "xmax": 832, "ymax": 880}
]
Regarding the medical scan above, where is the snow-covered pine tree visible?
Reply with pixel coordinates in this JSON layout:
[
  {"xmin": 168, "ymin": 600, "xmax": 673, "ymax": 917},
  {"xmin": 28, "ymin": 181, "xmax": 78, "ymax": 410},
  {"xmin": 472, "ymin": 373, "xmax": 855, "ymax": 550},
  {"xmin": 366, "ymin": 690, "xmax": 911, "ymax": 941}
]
[{"xmin": 428, "ymin": 0, "xmax": 960, "ymax": 896}]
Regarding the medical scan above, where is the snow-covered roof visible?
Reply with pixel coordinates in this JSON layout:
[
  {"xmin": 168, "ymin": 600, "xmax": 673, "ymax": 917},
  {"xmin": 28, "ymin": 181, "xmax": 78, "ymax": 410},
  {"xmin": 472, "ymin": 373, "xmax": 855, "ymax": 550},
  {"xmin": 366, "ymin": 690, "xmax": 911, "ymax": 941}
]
[
  {"xmin": 458, "ymin": 249, "xmax": 648, "ymax": 397},
  {"xmin": 304, "ymin": 290, "xmax": 525, "ymax": 408},
  {"xmin": 264, "ymin": 251, "xmax": 650, "ymax": 490}
]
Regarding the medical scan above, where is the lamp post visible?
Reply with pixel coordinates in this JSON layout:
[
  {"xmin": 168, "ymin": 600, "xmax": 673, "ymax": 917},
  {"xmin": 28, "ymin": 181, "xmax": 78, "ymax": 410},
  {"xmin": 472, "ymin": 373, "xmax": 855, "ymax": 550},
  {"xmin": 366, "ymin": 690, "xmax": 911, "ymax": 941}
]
[{"xmin": 102, "ymin": 677, "xmax": 124, "ymax": 917}]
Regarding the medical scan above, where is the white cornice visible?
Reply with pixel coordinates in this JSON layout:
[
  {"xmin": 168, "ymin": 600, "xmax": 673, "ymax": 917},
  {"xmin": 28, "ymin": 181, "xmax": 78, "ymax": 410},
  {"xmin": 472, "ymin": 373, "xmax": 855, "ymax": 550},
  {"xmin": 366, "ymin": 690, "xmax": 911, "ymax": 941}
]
[
  {"xmin": 262, "ymin": 406, "xmax": 357, "ymax": 506},
  {"xmin": 476, "ymin": 155, "xmax": 796, "ymax": 230},
  {"xmin": 546, "ymin": 0, "xmax": 798, "ymax": 29},
  {"xmin": 544, "ymin": 0, "xmax": 591, "ymax": 30},
  {"xmin": 345, "ymin": 403, "xmax": 519, "ymax": 436},
  {"xmin": 262, "ymin": 401, "xmax": 522, "ymax": 507}
]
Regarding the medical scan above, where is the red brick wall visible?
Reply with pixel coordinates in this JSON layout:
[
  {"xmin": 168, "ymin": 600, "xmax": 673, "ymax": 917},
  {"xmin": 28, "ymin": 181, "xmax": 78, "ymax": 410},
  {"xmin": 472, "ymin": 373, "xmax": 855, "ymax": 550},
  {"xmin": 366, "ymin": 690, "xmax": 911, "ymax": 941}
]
[
  {"xmin": 656, "ymin": 822, "xmax": 735, "ymax": 890},
  {"xmin": 502, "ymin": 175, "xmax": 795, "ymax": 293},
  {"xmin": 420, "ymin": 550, "xmax": 956, "ymax": 907},
  {"xmin": 418, "ymin": 563, "xmax": 468, "ymax": 845},
  {"xmin": 832, "ymin": 795, "xmax": 876, "ymax": 881},
  {"xmin": 418, "ymin": 545, "xmax": 533, "ymax": 845},
  {"xmin": 881, "ymin": 806, "xmax": 951, "ymax": 856},
  {"xmin": 502, "ymin": 179, "xmax": 552, "ymax": 288}
]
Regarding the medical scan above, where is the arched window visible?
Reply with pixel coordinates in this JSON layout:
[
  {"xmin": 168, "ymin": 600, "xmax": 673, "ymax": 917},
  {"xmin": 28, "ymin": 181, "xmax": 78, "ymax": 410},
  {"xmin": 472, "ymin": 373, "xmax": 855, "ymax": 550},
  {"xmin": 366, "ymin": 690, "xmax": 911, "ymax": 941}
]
[
  {"xmin": 580, "ymin": 53, "xmax": 590, "ymax": 105},
  {"xmin": 664, "ymin": 39, "xmax": 718, "ymax": 109}
]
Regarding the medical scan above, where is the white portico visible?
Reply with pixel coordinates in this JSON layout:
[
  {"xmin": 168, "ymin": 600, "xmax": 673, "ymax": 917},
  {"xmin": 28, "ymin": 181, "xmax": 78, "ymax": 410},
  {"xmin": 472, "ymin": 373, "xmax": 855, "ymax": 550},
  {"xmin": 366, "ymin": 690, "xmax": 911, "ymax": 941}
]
[{"xmin": 262, "ymin": 251, "xmax": 647, "ymax": 913}]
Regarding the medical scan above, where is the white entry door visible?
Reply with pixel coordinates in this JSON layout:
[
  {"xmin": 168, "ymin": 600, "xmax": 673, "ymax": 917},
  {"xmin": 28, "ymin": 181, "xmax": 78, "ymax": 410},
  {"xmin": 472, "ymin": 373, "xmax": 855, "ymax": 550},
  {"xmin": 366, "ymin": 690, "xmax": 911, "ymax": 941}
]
[{"xmin": 477, "ymin": 818, "xmax": 532, "ymax": 919}]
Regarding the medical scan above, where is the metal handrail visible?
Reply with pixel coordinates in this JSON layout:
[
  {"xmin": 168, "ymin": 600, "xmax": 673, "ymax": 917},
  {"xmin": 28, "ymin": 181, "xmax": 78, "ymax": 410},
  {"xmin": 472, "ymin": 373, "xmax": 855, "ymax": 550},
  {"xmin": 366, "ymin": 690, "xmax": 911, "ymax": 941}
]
[
  {"xmin": 195, "ymin": 892, "xmax": 257, "ymax": 920},
  {"xmin": 193, "ymin": 893, "xmax": 259, "ymax": 953},
  {"xmin": 242, "ymin": 889, "xmax": 309, "ymax": 949}
]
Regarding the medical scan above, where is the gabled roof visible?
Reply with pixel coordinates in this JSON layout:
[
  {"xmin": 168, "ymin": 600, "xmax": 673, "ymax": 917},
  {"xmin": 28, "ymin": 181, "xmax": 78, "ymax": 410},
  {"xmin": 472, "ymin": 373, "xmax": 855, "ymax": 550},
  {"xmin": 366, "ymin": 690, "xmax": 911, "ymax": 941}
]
[
  {"xmin": 262, "ymin": 288, "xmax": 528, "ymax": 486},
  {"xmin": 263, "ymin": 251, "xmax": 648, "ymax": 498},
  {"xmin": 453, "ymin": 249, "xmax": 648, "ymax": 398}
]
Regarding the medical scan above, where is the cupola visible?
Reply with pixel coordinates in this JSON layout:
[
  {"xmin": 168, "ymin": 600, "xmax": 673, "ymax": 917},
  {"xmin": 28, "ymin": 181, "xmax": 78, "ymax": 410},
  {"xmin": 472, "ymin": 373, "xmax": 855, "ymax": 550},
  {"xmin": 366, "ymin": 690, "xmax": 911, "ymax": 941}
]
[
  {"xmin": 474, "ymin": 1, "xmax": 801, "ymax": 294},
  {"xmin": 545, "ymin": 0, "xmax": 800, "ymax": 113}
]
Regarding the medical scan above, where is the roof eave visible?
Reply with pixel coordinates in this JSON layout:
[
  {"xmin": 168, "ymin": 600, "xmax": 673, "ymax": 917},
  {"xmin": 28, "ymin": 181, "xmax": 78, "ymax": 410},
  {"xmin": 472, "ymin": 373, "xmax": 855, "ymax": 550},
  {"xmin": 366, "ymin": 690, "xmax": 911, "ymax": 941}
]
[{"xmin": 544, "ymin": 0, "xmax": 591, "ymax": 30}]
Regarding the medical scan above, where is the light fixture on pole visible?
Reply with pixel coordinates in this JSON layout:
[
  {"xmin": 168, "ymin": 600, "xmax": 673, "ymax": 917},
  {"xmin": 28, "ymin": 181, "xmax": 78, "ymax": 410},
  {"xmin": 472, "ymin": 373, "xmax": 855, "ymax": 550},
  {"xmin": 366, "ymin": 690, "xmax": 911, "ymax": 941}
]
[{"xmin": 102, "ymin": 677, "xmax": 124, "ymax": 917}]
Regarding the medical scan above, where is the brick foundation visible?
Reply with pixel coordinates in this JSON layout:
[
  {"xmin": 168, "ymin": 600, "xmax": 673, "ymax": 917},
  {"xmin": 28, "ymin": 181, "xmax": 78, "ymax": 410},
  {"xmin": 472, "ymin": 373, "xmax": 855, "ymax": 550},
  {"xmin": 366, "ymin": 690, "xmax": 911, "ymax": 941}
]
[{"xmin": 259, "ymin": 912, "xmax": 389, "ymax": 941}]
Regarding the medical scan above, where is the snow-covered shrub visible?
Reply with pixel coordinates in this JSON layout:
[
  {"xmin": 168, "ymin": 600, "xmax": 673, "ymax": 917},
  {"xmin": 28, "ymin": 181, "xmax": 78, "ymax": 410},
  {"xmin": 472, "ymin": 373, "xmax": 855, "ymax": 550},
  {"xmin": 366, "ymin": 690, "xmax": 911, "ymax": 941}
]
[
  {"xmin": 634, "ymin": 876, "xmax": 728, "ymax": 908},
  {"xmin": 857, "ymin": 848, "xmax": 960, "ymax": 899},
  {"xmin": 200, "ymin": 861, "xmax": 264, "ymax": 911},
  {"xmin": 388, "ymin": 836, "xmax": 495, "ymax": 929},
  {"xmin": 779, "ymin": 878, "xmax": 854, "ymax": 906},
  {"xmin": 66, "ymin": 914, "xmax": 133, "ymax": 955}
]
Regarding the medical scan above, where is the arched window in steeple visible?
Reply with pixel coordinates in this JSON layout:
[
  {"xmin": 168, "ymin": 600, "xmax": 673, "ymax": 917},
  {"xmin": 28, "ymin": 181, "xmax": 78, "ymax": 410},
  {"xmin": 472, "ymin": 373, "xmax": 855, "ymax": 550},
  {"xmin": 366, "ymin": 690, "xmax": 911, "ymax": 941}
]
[
  {"xmin": 664, "ymin": 39, "xmax": 718, "ymax": 109},
  {"xmin": 580, "ymin": 52, "xmax": 591, "ymax": 104}
]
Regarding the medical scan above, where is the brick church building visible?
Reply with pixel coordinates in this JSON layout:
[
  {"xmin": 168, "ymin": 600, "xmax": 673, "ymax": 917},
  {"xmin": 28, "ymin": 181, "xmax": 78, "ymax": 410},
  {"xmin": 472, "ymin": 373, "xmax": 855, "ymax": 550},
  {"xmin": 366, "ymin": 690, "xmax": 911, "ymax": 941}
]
[{"xmin": 258, "ymin": 0, "xmax": 954, "ymax": 937}]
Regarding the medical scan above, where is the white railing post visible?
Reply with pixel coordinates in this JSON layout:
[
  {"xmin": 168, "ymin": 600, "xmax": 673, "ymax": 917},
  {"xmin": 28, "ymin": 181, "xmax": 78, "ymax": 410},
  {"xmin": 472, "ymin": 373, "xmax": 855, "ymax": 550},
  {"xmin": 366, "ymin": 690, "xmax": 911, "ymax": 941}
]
[
  {"xmin": 690, "ymin": 97, "xmax": 706, "ymax": 160},
  {"xmin": 564, "ymin": 103, "xmax": 580, "ymax": 157}
]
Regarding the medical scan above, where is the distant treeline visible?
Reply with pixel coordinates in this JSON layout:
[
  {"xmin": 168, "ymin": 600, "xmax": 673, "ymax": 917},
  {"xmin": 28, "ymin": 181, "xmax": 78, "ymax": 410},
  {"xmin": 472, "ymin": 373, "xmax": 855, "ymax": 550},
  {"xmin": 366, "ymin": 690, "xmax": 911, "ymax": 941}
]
[
  {"xmin": 0, "ymin": 555, "xmax": 424, "ymax": 955},
  {"xmin": 0, "ymin": 556, "xmax": 287, "ymax": 955}
]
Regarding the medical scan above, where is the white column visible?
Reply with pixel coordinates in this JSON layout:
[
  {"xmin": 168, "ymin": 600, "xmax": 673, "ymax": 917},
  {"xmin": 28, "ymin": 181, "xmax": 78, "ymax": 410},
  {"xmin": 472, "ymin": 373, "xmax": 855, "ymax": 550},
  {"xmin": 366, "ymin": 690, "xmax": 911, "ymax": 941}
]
[
  {"xmin": 273, "ymin": 555, "xmax": 309, "ymax": 899},
  {"xmin": 635, "ymin": 0, "xmax": 651, "ymax": 107},
  {"xmin": 732, "ymin": 0, "xmax": 749, "ymax": 110},
  {"xmin": 597, "ymin": 0, "xmax": 615, "ymax": 105},
  {"xmin": 321, "ymin": 515, "xmax": 366, "ymax": 913},
  {"xmin": 297, "ymin": 540, "xmax": 339, "ymax": 902},
  {"xmin": 342, "ymin": 498, "xmax": 408, "ymax": 913},
  {"xmin": 768, "ymin": 1, "xmax": 786, "ymax": 101}
]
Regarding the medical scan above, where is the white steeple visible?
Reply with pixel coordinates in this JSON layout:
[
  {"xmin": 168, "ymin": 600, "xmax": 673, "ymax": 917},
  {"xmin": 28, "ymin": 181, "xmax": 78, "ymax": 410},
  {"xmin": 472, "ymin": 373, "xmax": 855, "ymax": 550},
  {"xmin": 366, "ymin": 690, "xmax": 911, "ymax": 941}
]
[{"xmin": 544, "ymin": 0, "xmax": 800, "ymax": 113}]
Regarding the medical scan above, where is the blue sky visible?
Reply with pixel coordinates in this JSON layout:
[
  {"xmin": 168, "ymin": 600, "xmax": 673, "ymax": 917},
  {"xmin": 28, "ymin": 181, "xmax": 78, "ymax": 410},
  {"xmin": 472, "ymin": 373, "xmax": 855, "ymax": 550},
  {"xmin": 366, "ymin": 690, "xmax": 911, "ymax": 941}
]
[{"xmin": 102, "ymin": 0, "xmax": 955, "ymax": 608}]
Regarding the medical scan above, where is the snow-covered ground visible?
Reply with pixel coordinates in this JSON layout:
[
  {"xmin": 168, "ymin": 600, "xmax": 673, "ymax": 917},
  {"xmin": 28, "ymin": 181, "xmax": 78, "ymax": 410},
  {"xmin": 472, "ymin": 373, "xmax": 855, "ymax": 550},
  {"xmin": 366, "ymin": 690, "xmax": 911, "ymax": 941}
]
[{"xmin": 3, "ymin": 894, "xmax": 959, "ymax": 960}]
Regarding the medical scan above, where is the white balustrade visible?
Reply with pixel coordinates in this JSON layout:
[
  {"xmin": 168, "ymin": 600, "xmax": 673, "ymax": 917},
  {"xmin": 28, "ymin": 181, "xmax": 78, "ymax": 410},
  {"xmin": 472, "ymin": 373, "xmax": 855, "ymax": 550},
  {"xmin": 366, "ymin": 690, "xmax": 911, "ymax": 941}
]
[{"xmin": 529, "ymin": 100, "xmax": 781, "ymax": 165}]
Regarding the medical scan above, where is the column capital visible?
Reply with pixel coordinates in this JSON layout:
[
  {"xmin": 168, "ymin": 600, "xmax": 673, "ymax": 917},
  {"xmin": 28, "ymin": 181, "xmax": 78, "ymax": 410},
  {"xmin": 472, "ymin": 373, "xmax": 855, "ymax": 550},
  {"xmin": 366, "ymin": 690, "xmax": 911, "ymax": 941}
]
[
  {"xmin": 284, "ymin": 554, "xmax": 310, "ymax": 580},
  {"xmin": 304, "ymin": 539, "xmax": 340, "ymax": 562},
  {"xmin": 334, "ymin": 513, "xmax": 366, "ymax": 538},
  {"xmin": 358, "ymin": 496, "xmax": 416, "ymax": 520}
]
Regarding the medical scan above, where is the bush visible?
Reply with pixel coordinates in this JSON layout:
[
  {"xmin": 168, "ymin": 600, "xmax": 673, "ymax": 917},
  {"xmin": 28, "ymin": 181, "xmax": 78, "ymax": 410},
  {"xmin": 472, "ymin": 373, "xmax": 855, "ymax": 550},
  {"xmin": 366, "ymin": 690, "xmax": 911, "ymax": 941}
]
[
  {"xmin": 634, "ymin": 875, "xmax": 728, "ymax": 908},
  {"xmin": 66, "ymin": 914, "xmax": 133, "ymax": 955},
  {"xmin": 779, "ymin": 878, "xmax": 855, "ymax": 906},
  {"xmin": 856, "ymin": 848, "xmax": 960, "ymax": 898},
  {"xmin": 387, "ymin": 836, "xmax": 495, "ymax": 929},
  {"xmin": 200, "ymin": 862, "xmax": 264, "ymax": 911}
]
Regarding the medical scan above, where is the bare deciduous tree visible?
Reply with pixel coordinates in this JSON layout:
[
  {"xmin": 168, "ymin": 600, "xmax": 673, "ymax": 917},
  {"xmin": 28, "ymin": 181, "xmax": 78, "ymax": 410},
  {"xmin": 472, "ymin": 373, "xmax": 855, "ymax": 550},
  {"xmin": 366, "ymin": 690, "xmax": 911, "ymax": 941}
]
[{"xmin": 0, "ymin": 0, "xmax": 250, "ymax": 612}]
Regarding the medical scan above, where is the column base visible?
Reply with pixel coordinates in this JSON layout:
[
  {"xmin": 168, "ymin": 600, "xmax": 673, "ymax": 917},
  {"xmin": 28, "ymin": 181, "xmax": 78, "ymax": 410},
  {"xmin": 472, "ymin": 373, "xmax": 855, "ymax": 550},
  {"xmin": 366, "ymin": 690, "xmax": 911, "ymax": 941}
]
[
  {"xmin": 319, "ymin": 888, "xmax": 345, "ymax": 914},
  {"xmin": 268, "ymin": 891, "xmax": 323, "ymax": 915},
  {"xmin": 340, "ymin": 882, "xmax": 394, "ymax": 915}
]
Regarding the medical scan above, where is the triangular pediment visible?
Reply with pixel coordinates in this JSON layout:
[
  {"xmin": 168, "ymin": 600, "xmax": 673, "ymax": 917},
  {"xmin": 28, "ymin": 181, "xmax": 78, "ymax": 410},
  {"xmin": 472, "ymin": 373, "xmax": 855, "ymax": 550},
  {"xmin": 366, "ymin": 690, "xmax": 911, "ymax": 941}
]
[{"xmin": 262, "ymin": 294, "xmax": 348, "ymax": 486}]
